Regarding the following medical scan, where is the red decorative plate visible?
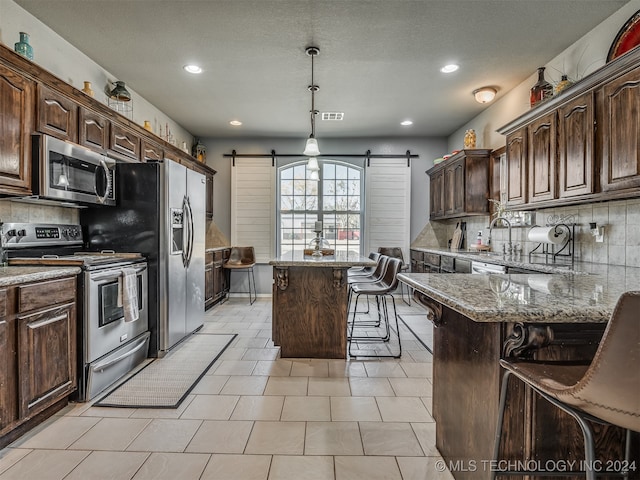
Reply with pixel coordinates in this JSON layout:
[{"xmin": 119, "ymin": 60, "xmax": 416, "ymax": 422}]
[{"xmin": 607, "ymin": 9, "xmax": 640, "ymax": 62}]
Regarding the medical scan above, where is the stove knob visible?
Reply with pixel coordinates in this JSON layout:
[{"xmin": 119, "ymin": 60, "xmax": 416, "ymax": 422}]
[
  {"xmin": 6, "ymin": 229, "xmax": 16, "ymax": 238},
  {"xmin": 16, "ymin": 229, "xmax": 26, "ymax": 237}
]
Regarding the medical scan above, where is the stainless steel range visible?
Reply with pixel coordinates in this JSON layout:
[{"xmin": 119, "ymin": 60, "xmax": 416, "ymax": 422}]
[{"xmin": 2, "ymin": 222, "xmax": 149, "ymax": 401}]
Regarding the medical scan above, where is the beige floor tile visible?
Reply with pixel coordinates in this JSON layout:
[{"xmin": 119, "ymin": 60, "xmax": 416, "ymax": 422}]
[
  {"xmin": 245, "ymin": 421, "xmax": 305, "ymax": 455},
  {"xmin": 185, "ymin": 420, "xmax": 253, "ymax": 453},
  {"xmin": 65, "ymin": 451, "xmax": 150, "ymax": 480},
  {"xmin": 129, "ymin": 395, "xmax": 196, "ymax": 419},
  {"xmin": 234, "ymin": 337, "xmax": 270, "ymax": 348},
  {"xmin": 201, "ymin": 454, "xmax": 272, "ymax": 480},
  {"xmin": 218, "ymin": 347, "xmax": 248, "ymax": 360},
  {"xmin": 411, "ymin": 422, "xmax": 440, "ymax": 456},
  {"xmin": 79, "ymin": 406, "xmax": 137, "ymax": 418},
  {"xmin": 348, "ymin": 377, "xmax": 395, "ymax": 396},
  {"xmin": 330, "ymin": 397, "xmax": 381, "ymax": 421},
  {"xmin": 242, "ymin": 348, "xmax": 280, "ymax": 360},
  {"xmin": 180, "ymin": 395, "xmax": 239, "ymax": 420},
  {"xmin": 221, "ymin": 375, "xmax": 269, "ymax": 395},
  {"xmin": 11, "ymin": 416, "xmax": 100, "ymax": 449},
  {"xmin": 389, "ymin": 378, "xmax": 433, "ymax": 396},
  {"xmin": 253, "ymin": 360, "xmax": 293, "ymax": 376},
  {"xmin": 69, "ymin": 418, "xmax": 152, "ymax": 451},
  {"xmin": 422, "ymin": 396, "xmax": 434, "ymax": 416},
  {"xmin": 400, "ymin": 362, "xmax": 433, "ymax": 378},
  {"xmin": 328, "ymin": 360, "xmax": 368, "ymax": 377},
  {"xmin": 376, "ymin": 397, "xmax": 432, "ymax": 422},
  {"xmin": 363, "ymin": 362, "xmax": 407, "ymax": 378},
  {"xmin": 132, "ymin": 452, "xmax": 210, "ymax": 480},
  {"xmin": 0, "ymin": 448, "xmax": 31, "ymax": 475},
  {"xmin": 231, "ymin": 396, "xmax": 285, "ymax": 420},
  {"xmin": 290, "ymin": 360, "xmax": 329, "ymax": 377},
  {"xmin": 264, "ymin": 376, "xmax": 308, "ymax": 396},
  {"xmin": 281, "ymin": 396, "xmax": 330, "ymax": 421},
  {"xmin": 308, "ymin": 377, "xmax": 351, "ymax": 396},
  {"xmin": 407, "ymin": 350, "xmax": 434, "ymax": 363},
  {"xmin": 192, "ymin": 375, "xmax": 229, "ymax": 394},
  {"xmin": 335, "ymin": 455, "xmax": 402, "ymax": 480},
  {"xmin": 359, "ymin": 422, "xmax": 424, "ymax": 456},
  {"xmin": 126, "ymin": 419, "xmax": 202, "ymax": 452},
  {"xmin": 0, "ymin": 449, "xmax": 90, "ymax": 480},
  {"xmin": 269, "ymin": 455, "xmax": 335, "ymax": 480},
  {"xmin": 304, "ymin": 422, "xmax": 363, "ymax": 455},
  {"xmin": 211, "ymin": 360, "xmax": 257, "ymax": 375},
  {"xmin": 396, "ymin": 456, "xmax": 455, "ymax": 480}
]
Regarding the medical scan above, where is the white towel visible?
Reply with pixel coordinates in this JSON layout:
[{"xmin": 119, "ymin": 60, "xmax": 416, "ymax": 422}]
[{"xmin": 118, "ymin": 268, "xmax": 139, "ymax": 323}]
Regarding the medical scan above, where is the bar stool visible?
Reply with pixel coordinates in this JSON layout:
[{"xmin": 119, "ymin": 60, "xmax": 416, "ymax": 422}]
[
  {"xmin": 348, "ymin": 252, "xmax": 381, "ymax": 275},
  {"xmin": 348, "ymin": 257, "xmax": 403, "ymax": 358},
  {"xmin": 223, "ymin": 246, "xmax": 257, "ymax": 304},
  {"xmin": 377, "ymin": 247, "xmax": 411, "ymax": 305},
  {"xmin": 348, "ymin": 255, "xmax": 389, "ymax": 318},
  {"xmin": 492, "ymin": 291, "xmax": 640, "ymax": 480}
]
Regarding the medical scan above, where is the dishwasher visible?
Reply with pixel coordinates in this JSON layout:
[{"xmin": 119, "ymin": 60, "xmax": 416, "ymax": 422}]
[{"xmin": 471, "ymin": 261, "xmax": 506, "ymax": 274}]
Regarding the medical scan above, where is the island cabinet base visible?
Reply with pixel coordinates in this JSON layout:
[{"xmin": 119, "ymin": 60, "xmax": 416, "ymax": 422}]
[
  {"xmin": 433, "ymin": 306, "xmax": 636, "ymax": 480},
  {"xmin": 272, "ymin": 266, "xmax": 348, "ymax": 358}
]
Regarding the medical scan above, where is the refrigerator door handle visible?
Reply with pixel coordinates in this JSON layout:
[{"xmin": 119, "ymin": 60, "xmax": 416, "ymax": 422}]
[
  {"xmin": 181, "ymin": 196, "xmax": 190, "ymax": 267},
  {"xmin": 185, "ymin": 196, "xmax": 195, "ymax": 267}
]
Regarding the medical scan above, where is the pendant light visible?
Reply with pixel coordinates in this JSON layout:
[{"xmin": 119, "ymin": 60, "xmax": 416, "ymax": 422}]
[{"xmin": 303, "ymin": 46, "xmax": 321, "ymax": 157}]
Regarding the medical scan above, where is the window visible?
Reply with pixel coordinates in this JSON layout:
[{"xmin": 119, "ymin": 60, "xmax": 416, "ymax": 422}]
[{"xmin": 278, "ymin": 160, "xmax": 364, "ymax": 255}]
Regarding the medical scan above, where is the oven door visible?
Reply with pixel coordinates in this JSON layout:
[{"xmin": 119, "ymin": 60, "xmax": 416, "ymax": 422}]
[{"xmin": 85, "ymin": 262, "xmax": 148, "ymax": 363}]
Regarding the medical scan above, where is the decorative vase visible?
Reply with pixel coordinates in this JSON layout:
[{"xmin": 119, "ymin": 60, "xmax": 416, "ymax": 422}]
[
  {"xmin": 143, "ymin": 120, "xmax": 153, "ymax": 132},
  {"xmin": 554, "ymin": 75, "xmax": 574, "ymax": 95},
  {"xmin": 530, "ymin": 67, "xmax": 553, "ymax": 108},
  {"xmin": 463, "ymin": 129, "xmax": 476, "ymax": 149},
  {"xmin": 14, "ymin": 32, "xmax": 34, "ymax": 60},
  {"xmin": 82, "ymin": 81, "xmax": 94, "ymax": 97}
]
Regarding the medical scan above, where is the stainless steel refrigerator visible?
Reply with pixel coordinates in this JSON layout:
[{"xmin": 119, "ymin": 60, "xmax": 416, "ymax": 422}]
[{"xmin": 81, "ymin": 159, "xmax": 206, "ymax": 356}]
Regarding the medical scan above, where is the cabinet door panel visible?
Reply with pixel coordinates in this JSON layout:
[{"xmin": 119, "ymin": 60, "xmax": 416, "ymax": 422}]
[
  {"xmin": 206, "ymin": 173, "xmax": 214, "ymax": 219},
  {"xmin": 600, "ymin": 67, "xmax": 640, "ymax": 192},
  {"xmin": 505, "ymin": 129, "xmax": 527, "ymax": 206},
  {"xmin": 0, "ymin": 64, "xmax": 33, "ymax": 194},
  {"xmin": 558, "ymin": 92, "xmax": 594, "ymax": 198},
  {"xmin": 0, "ymin": 289, "xmax": 16, "ymax": 433},
  {"xmin": 528, "ymin": 112, "xmax": 556, "ymax": 203},
  {"xmin": 429, "ymin": 170, "xmax": 444, "ymax": 218},
  {"xmin": 205, "ymin": 264, "xmax": 214, "ymax": 306},
  {"xmin": 79, "ymin": 108, "xmax": 109, "ymax": 152},
  {"xmin": 142, "ymin": 141, "xmax": 163, "ymax": 162},
  {"xmin": 18, "ymin": 303, "xmax": 76, "ymax": 417},
  {"xmin": 37, "ymin": 85, "xmax": 78, "ymax": 142},
  {"xmin": 110, "ymin": 124, "xmax": 141, "ymax": 160}
]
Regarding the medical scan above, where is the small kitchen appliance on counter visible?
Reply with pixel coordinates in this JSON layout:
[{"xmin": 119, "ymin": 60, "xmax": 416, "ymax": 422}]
[{"xmin": 2, "ymin": 222, "xmax": 149, "ymax": 401}]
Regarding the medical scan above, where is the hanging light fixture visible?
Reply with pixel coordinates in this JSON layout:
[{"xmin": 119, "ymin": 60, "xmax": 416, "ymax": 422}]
[{"xmin": 303, "ymin": 46, "xmax": 321, "ymax": 157}]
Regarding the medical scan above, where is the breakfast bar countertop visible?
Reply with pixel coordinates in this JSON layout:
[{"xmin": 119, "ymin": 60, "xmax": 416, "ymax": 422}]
[
  {"xmin": 399, "ymin": 266, "xmax": 640, "ymax": 324},
  {"xmin": 0, "ymin": 266, "xmax": 82, "ymax": 287},
  {"xmin": 270, "ymin": 250, "xmax": 375, "ymax": 268}
]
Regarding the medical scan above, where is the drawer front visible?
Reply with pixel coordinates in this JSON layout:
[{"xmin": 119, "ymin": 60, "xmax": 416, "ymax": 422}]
[
  {"xmin": 205, "ymin": 251, "xmax": 214, "ymax": 265},
  {"xmin": 18, "ymin": 277, "xmax": 76, "ymax": 313},
  {"xmin": 410, "ymin": 250, "xmax": 423, "ymax": 262},
  {"xmin": 424, "ymin": 253, "xmax": 441, "ymax": 268},
  {"xmin": 213, "ymin": 250, "xmax": 224, "ymax": 262},
  {"xmin": 455, "ymin": 259, "xmax": 472, "ymax": 274},
  {"xmin": 441, "ymin": 256, "xmax": 454, "ymax": 272}
]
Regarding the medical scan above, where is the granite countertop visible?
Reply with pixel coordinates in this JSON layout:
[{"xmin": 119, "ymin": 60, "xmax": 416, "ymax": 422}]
[
  {"xmin": 270, "ymin": 251, "xmax": 376, "ymax": 267},
  {"xmin": 0, "ymin": 266, "xmax": 82, "ymax": 287},
  {"xmin": 412, "ymin": 246, "xmax": 607, "ymax": 275},
  {"xmin": 399, "ymin": 267, "xmax": 639, "ymax": 324}
]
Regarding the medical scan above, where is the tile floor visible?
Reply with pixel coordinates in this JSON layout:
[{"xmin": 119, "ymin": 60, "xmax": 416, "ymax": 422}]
[{"xmin": 0, "ymin": 297, "xmax": 451, "ymax": 480}]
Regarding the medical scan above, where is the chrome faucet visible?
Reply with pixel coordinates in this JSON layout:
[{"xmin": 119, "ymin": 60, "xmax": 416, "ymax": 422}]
[{"xmin": 488, "ymin": 216, "xmax": 513, "ymax": 256}]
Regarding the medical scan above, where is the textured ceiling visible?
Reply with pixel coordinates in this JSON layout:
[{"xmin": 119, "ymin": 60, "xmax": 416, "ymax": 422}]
[{"xmin": 16, "ymin": 0, "xmax": 629, "ymax": 138}]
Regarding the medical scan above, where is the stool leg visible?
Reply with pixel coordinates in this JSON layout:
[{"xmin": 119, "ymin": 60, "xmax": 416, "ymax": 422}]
[
  {"xmin": 249, "ymin": 267, "xmax": 256, "ymax": 305},
  {"xmin": 389, "ymin": 294, "xmax": 401, "ymax": 357}
]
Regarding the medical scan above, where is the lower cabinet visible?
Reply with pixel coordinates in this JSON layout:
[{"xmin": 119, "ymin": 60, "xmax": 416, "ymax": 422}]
[
  {"xmin": 1, "ymin": 275, "xmax": 77, "ymax": 447},
  {"xmin": 205, "ymin": 248, "xmax": 230, "ymax": 310}
]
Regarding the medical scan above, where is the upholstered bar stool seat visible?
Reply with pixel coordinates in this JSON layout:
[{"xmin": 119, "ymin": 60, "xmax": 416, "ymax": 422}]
[{"xmin": 224, "ymin": 246, "xmax": 257, "ymax": 304}]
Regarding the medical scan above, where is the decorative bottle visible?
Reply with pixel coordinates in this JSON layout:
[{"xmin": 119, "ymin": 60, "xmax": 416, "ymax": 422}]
[
  {"xmin": 14, "ymin": 32, "xmax": 34, "ymax": 60},
  {"xmin": 530, "ymin": 67, "xmax": 553, "ymax": 108},
  {"xmin": 464, "ymin": 129, "xmax": 477, "ymax": 149},
  {"xmin": 554, "ymin": 75, "xmax": 574, "ymax": 95},
  {"xmin": 82, "ymin": 81, "xmax": 95, "ymax": 97}
]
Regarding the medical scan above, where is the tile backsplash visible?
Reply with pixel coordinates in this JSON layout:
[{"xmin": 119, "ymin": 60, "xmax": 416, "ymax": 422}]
[
  {"xmin": 0, "ymin": 200, "xmax": 79, "ymax": 226},
  {"xmin": 412, "ymin": 198, "xmax": 640, "ymax": 268}
]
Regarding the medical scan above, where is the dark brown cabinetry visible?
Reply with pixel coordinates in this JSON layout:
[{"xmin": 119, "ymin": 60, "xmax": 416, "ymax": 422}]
[
  {"xmin": 142, "ymin": 140, "xmax": 163, "ymax": 162},
  {"xmin": 599, "ymin": 65, "xmax": 640, "ymax": 193},
  {"xmin": 206, "ymin": 173, "xmax": 214, "ymax": 219},
  {"xmin": 205, "ymin": 248, "xmax": 230, "ymax": 310},
  {"xmin": 504, "ymin": 128, "xmax": 528, "ymax": 206},
  {"xmin": 0, "ymin": 63, "xmax": 33, "ymax": 195},
  {"xmin": 109, "ymin": 123, "xmax": 141, "ymax": 160},
  {"xmin": 79, "ymin": 108, "xmax": 109, "ymax": 153},
  {"xmin": 410, "ymin": 250, "xmax": 424, "ymax": 273},
  {"xmin": 0, "ymin": 275, "xmax": 77, "ymax": 448},
  {"xmin": 37, "ymin": 84, "xmax": 78, "ymax": 142},
  {"xmin": 424, "ymin": 252, "xmax": 441, "ymax": 273},
  {"xmin": 427, "ymin": 149, "xmax": 491, "ymax": 220},
  {"xmin": 527, "ymin": 112, "xmax": 556, "ymax": 203}
]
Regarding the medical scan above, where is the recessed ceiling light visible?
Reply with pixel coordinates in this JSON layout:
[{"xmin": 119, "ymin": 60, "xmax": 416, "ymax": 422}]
[
  {"xmin": 183, "ymin": 65, "xmax": 202, "ymax": 74},
  {"xmin": 440, "ymin": 64, "xmax": 459, "ymax": 73},
  {"xmin": 401, "ymin": 120, "xmax": 413, "ymax": 126},
  {"xmin": 229, "ymin": 120, "xmax": 242, "ymax": 126}
]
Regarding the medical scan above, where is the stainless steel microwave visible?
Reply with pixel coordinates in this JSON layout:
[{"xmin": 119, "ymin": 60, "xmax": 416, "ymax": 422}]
[{"xmin": 32, "ymin": 135, "xmax": 116, "ymax": 206}]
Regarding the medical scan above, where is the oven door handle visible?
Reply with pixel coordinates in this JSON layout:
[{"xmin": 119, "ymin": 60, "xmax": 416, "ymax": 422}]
[
  {"xmin": 90, "ymin": 336, "xmax": 148, "ymax": 370},
  {"xmin": 89, "ymin": 264, "xmax": 147, "ymax": 281}
]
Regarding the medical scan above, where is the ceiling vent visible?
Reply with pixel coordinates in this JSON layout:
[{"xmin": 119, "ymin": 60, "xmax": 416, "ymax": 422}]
[{"xmin": 321, "ymin": 112, "xmax": 344, "ymax": 121}]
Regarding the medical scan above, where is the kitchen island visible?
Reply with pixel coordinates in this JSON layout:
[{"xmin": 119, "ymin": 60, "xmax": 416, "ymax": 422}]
[
  {"xmin": 270, "ymin": 251, "xmax": 375, "ymax": 358},
  {"xmin": 398, "ymin": 269, "xmax": 639, "ymax": 480}
]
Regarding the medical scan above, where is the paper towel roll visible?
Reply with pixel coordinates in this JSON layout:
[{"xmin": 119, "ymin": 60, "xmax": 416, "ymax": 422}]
[
  {"xmin": 527, "ymin": 226, "xmax": 568, "ymax": 245},
  {"xmin": 527, "ymin": 276, "xmax": 569, "ymax": 295}
]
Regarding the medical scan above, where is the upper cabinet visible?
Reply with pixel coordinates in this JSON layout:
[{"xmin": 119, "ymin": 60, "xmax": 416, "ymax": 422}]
[
  {"xmin": 79, "ymin": 108, "xmax": 110, "ymax": 153},
  {"xmin": 498, "ymin": 48, "xmax": 640, "ymax": 209},
  {"xmin": 109, "ymin": 123, "xmax": 141, "ymax": 161},
  {"xmin": 37, "ymin": 84, "xmax": 78, "ymax": 142},
  {"xmin": 427, "ymin": 149, "xmax": 491, "ymax": 220},
  {"xmin": 0, "ymin": 63, "xmax": 34, "ymax": 195},
  {"xmin": 206, "ymin": 172, "xmax": 214, "ymax": 219}
]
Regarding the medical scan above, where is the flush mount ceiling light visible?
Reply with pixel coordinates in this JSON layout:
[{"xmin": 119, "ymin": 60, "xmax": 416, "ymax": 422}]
[
  {"xmin": 401, "ymin": 120, "xmax": 413, "ymax": 126},
  {"xmin": 229, "ymin": 120, "xmax": 242, "ymax": 126},
  {"xmin": 440, "ymin": 64, "xmax": 459, "ymax": 73},
  {"xmin": 303, "ymin": 46, "xmax": 321, "ymax": 157},
  {"xmin": 183, "ymin": 64, "xmax": 202, "ymax": 74},
  {"xmin": 473, "ymin": 87, "xmax": 497, "ymax": 103}
]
